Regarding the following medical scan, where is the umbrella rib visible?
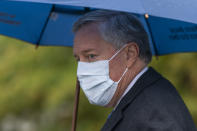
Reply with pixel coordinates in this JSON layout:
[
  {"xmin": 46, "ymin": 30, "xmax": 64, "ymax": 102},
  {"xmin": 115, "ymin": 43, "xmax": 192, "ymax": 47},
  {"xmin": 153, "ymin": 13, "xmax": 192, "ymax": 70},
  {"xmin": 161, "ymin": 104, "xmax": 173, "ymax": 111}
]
[
  {"xmin": 53, "ymin": 5, "xmax": 91, "ymax": 15},
  {"xmin": 35, "ymin": 4, "xmax": 54, "ymax": 49}
]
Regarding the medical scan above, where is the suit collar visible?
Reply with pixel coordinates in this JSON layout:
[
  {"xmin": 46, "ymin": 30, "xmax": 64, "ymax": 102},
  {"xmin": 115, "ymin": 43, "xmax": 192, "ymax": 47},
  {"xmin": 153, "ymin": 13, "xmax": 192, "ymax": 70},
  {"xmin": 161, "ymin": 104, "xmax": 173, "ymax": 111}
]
[{"xmin": 101, "ymin": 67, "xmax": 162, "ymax": 131}]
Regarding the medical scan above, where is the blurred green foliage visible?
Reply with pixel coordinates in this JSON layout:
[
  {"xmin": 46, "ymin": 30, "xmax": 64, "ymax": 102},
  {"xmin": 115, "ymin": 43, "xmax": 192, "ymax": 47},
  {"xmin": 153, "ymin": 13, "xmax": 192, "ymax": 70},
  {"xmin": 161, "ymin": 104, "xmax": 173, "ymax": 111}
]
[{"xmin": 0, "ymin": 35, "xmax": 196, "ymax": 131}]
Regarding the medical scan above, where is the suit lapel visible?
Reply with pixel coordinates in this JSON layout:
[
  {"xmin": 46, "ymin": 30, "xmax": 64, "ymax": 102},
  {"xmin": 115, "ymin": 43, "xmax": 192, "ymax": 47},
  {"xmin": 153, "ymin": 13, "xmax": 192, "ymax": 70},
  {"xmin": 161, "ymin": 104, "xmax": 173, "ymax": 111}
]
[
  {"xmin": 101, "ymin": 67, "xmax": 162, "ymax": 131},
  {"xmin": 101, "ymin": 107, "xmax": 123, "ymax": 131}
]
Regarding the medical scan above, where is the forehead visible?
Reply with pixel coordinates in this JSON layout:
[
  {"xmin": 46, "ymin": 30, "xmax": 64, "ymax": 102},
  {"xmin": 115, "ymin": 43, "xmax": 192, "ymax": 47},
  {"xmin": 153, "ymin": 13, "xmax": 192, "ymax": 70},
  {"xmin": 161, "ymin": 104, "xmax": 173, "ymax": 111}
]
[{"xmin": 73, "ymin": 23, "xmax": 115, "ymax": 54}]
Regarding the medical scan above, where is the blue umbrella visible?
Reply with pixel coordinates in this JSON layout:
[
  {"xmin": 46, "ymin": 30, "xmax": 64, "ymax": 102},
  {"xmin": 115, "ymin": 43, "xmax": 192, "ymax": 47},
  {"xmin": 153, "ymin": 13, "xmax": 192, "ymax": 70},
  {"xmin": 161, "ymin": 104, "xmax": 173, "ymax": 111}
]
[{"xmin": 0, "ymin": 0, "xmax": 197, "ymax": 56}]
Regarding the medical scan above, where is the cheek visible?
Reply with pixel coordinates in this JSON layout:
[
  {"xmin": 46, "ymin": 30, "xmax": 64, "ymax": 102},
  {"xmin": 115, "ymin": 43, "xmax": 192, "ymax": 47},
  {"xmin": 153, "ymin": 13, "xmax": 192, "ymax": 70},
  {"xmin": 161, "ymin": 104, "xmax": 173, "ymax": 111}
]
[{"xmin": 109, "ymin": 56, "xmax": 127, "ymax": 82}]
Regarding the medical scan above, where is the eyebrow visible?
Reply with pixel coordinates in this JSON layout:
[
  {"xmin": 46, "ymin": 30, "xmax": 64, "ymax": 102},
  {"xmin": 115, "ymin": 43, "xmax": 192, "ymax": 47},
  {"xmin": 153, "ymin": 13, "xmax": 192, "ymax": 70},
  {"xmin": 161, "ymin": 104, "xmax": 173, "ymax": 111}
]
[
  {"xmin": 82, "ymin": 48, "xmax": 96, "ymax": 53},
  {"xmin": 73, "ymin": 48, "xmax": 97, "ymax": 58}
]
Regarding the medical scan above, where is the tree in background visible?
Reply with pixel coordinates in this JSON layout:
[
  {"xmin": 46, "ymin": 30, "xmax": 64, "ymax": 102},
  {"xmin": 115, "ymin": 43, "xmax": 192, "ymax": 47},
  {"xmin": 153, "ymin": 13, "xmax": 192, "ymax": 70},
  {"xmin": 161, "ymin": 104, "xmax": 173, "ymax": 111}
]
[{"xmin": 0, "ymin": 36, "xmax": 196, "ymax": 131}]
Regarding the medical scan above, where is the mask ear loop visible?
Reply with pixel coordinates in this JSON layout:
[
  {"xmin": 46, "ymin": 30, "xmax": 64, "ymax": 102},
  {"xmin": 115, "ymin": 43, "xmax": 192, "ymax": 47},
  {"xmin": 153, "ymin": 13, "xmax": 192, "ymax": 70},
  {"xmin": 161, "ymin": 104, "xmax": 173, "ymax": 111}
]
[
  {"xmin": 108, "ymin": 44, "xmax": 128, "ymax": 82},
  {"xmin": 117, "ymin": 68, "xmax": 128, "ymax": 83},
  {"xmin": 109, "ymin": 44, "xmax": 128, "ymax": 61}
]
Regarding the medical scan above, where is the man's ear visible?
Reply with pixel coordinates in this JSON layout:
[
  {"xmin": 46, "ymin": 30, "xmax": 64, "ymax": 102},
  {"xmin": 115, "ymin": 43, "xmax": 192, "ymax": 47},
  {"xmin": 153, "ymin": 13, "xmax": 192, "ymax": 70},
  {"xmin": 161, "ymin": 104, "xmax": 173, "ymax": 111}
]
[{"xmin": 126, "ymin": 42, "xmax": 139, "ymax": 68}]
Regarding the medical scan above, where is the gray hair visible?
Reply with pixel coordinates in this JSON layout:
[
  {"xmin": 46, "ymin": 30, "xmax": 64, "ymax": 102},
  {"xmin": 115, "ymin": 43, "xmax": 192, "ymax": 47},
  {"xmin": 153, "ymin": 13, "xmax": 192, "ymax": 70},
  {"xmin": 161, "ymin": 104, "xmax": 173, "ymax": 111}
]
[{"xmin": 73, "ymin": 10, "xmax": 152, "ymax": 63}]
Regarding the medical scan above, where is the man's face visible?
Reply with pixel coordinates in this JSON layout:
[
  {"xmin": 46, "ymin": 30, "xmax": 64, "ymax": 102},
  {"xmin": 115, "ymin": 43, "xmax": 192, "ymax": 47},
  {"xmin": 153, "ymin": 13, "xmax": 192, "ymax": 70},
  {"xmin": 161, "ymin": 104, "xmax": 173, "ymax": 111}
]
[
  {"xmin": 73, "ymin": 23, "xmax": 117, "ymax": 62},
  {"xmin": 73, "ymin": 23, "xmax": 127, "ymax": 82}
]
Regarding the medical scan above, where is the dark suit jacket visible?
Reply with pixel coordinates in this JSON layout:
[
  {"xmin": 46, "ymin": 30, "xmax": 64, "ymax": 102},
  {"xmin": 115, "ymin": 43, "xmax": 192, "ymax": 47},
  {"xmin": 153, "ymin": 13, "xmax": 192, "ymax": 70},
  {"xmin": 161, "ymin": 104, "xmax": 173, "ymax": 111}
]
[{"xmin": 101, "ymin": 67, "xmax": 197, "ymax": 131}]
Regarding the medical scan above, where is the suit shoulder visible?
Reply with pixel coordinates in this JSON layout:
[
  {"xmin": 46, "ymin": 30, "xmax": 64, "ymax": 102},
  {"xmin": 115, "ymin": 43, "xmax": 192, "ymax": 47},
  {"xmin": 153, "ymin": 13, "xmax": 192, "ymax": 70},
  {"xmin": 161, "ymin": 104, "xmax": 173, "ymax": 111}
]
[{"xmin": 123, "ymin": 77, "xmax": 196, "ymax": 130}]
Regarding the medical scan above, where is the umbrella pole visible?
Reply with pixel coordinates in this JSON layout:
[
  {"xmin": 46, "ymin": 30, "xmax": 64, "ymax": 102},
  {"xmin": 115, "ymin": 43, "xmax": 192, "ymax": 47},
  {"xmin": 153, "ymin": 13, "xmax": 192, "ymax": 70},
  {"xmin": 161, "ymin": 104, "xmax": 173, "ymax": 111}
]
[{"xmin": 71, "ymin": 80, "xmax": 80, "ymax": 131}]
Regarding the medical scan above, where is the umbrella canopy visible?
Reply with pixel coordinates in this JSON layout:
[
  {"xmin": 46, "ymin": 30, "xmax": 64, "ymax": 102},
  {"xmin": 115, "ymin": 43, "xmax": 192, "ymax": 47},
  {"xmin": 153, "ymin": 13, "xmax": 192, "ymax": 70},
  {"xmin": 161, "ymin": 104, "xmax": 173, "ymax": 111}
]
[{"xmin": 0, "ymin": 0, "xmax": 197, "ymax": 55}]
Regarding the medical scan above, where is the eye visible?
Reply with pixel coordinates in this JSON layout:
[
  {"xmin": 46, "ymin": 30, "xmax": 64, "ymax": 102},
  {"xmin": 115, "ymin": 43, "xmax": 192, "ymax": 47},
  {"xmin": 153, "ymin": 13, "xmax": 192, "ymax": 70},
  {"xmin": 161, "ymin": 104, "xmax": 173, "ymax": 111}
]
[{"xmin": 87, "ymin": 54, "xmax": 97, "ymax": 60}]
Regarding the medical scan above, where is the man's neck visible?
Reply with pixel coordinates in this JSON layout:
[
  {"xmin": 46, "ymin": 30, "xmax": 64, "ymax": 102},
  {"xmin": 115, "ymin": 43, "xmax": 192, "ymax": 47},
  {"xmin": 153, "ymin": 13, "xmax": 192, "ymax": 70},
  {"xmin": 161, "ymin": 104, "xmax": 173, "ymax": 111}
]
[
  {"xmin": 106, "ymin": 59, "xmax": 147, "ymax": 108},
  {"xmin": 114, "ymin": 66, "xmax": 148, "ymax": 109}
]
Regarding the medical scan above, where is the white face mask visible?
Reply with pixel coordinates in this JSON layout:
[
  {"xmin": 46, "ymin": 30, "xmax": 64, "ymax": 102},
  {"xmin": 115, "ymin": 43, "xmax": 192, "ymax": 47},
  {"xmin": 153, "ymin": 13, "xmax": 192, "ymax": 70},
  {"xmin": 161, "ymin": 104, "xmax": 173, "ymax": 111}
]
[{"xmin": 77, "ymin": 45, "xmax": 128, "ymax": 106}]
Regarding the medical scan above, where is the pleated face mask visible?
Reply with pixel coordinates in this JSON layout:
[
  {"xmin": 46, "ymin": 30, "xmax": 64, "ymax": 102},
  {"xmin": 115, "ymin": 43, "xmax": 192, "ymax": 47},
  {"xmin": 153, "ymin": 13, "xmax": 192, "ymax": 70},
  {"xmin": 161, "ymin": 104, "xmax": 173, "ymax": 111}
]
[{"xmin": 77, "ymin": 45, "xmax": 128, "ymax": 106}]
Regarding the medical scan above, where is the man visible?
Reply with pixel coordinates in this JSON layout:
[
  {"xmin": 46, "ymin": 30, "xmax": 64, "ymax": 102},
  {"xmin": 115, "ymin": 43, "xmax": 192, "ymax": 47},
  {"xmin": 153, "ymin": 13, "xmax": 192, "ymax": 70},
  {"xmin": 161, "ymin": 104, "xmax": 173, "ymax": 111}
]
[{"xmin": 72, "ymin": 10, "xmax": 197, "ymax": 131}]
